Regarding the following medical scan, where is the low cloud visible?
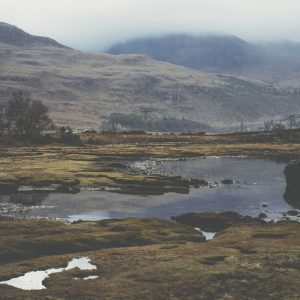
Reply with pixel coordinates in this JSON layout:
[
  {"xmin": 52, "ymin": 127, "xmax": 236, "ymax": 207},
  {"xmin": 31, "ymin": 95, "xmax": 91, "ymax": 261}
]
[{"xmin": 1, "ymin": 0, "xmax": 300, "ymax": 51}]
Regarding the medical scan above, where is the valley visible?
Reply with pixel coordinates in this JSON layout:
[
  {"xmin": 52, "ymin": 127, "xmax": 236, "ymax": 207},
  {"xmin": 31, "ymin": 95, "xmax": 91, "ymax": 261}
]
[
  {"xmin": 0, "ymin": 19, "xmax": 300, "ymax": 300},
  {"xmin": 1, "ymin": 23, "xmax": 300, "ymax": 131}
]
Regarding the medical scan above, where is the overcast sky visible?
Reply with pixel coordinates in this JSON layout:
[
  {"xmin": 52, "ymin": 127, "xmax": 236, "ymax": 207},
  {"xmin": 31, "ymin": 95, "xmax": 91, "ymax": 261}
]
[{"xmin": 1, "ymin": 0, "xmax": 300, "ymax": 51}]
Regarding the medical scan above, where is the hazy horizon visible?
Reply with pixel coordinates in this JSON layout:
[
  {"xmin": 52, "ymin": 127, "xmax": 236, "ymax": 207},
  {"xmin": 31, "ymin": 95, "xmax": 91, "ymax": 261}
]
[{"xmin": 1, "ymin": 0, "xmax": 300, "ymax": 51}]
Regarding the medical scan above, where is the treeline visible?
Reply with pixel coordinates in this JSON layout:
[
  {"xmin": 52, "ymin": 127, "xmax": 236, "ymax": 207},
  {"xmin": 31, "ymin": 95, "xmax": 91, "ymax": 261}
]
[{"xmin": 104, "ymin": 113, "xmax": 210, "ymax": 133}]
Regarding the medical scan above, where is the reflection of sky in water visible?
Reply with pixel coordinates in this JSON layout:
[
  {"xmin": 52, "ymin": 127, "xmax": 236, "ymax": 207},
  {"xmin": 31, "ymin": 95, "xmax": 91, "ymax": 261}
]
[{"xmin": 0, "ymin": 157, "xmax": 298, "ymax": 221}]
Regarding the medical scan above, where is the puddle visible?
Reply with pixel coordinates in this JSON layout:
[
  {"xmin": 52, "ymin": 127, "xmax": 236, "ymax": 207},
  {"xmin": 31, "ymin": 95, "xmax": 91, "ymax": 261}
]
[
  {"xmin": 0, "ymin": 257, "xmax": 97, "ymax": 290},
  {"xmin": 195, "ymin": 227, "xmax": 216, "ymax": 241}
]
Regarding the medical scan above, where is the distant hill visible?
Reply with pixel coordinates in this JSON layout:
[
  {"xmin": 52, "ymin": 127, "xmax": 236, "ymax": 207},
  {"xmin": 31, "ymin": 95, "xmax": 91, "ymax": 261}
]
[
  {"xmin": 0, "ymin": 23, "xmax": 299, "ymax": 131},
  {"xmin": 108, "ymin": 34, "xmax": 300, "ymax": 87},
  {"xmin": 109, "ymin": 34, "xmax": 263, "ymax": 73},
  {"xmin": 0, "ymin": 22, "xmax": 68, "ymax": 48}
]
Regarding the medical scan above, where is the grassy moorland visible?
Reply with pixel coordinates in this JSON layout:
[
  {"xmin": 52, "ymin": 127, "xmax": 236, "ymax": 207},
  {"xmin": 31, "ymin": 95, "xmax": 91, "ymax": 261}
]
[
  {"xmin": 0, "ymin": 130, "xmax": 300, "ymax": 299},
  {"xmin": 0, "ymin": 129, "xmax": 300, "ymax": 195},
  {"xmin": 0, "ymin": 215, "xmax": 299, "ymax": 299}
]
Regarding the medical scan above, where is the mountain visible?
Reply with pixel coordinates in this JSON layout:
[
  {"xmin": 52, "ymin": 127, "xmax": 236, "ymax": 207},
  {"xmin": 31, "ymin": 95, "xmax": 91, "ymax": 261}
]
[
  {"xmin": 0, "ymin": 22, "xmax": 68, "ymax": 48},
  {"xmin": 108, "ymin": 34, "xmax": 300, "ymax": 87},
  {"xmin": 0, "ymin": 23, "xmax": 299, "ymax": 130},
  {"xmin": 109, "ymin": 34, "xmax": 263, "ymax": 73}
]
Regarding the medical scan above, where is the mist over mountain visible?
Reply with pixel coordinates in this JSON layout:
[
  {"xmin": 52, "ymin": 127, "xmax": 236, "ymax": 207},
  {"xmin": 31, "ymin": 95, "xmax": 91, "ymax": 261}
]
[
  {"xmin": 108, "ymin": 34, "xmax": 300, "ymax": 87},
  {"xmin": 0, "ymin": 23, "xmax": 299, "ymax": 131},
  {"xmin": 109, "ymin": 34, "xmax": 263, "ymax": 72}
]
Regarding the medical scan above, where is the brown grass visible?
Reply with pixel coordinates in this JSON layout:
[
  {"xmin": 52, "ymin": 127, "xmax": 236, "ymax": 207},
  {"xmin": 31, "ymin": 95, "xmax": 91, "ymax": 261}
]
[{"xmin": 0, "ymin": 217, "xmax": 299, "ymax": 299}]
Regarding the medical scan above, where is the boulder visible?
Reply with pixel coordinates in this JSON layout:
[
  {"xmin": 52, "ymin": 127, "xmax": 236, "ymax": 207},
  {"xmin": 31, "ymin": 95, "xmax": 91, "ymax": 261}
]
[
  {"xmin": 221, "ymin": 179, "xmax": 234, "ymax": 184},
  {"xmin": 284, "ymin": 160, "xmax": 300, "ymax": 208}
]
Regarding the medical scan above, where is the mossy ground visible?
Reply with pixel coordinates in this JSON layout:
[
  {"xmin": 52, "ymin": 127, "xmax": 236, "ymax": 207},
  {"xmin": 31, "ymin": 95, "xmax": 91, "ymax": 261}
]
[{"xmin": 0, "ymin": 217, "xmax": 299, "ymax": 299}]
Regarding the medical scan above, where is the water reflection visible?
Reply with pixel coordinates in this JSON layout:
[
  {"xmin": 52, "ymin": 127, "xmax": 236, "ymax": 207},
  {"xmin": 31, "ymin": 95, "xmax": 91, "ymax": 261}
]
[
  {"xmin": 0, "ymin": 157, "xmax": 298, "ymax": 221},
  {"xmin": 0, "ymin": 193, "xmax": 50, "ymax": 219},
  {"xmin": 8, "ymin": 193, "xmax": 47, "ymax": 206}
]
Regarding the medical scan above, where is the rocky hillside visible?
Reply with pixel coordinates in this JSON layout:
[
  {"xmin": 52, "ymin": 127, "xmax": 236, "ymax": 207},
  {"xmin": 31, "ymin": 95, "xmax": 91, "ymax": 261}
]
[
  {"xmin": 0, "ymin": 22, "xmax": 67, "ymax": 48},
  {"xmin": 108, "ymin": 34, "xmax": 300, "ymax": 87},
  {"xmin": 0, "ymin": 23, "xmax": 299, "ymax": 130}
]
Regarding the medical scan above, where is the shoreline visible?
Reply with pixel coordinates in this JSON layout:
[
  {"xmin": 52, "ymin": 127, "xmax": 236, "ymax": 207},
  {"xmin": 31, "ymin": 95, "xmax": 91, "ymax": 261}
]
[{"xmin": 0, "ymin": 140, "xmax": 299, "ymax": 196}]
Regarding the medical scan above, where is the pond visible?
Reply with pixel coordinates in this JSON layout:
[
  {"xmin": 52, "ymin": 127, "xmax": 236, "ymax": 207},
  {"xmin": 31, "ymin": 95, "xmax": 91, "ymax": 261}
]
[{"xmin": 0, "ymin": 157, "xmax": 298, "ymax": 222}]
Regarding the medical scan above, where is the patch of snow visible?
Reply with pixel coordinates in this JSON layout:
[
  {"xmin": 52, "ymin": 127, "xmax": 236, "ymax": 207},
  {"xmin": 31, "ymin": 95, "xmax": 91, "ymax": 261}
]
[
  {"xmin": 194, "ymin": 227, "xmax": 216, "ymax": 241},
  {"xmin": 0, "ymin": 257, "xmax": 97, "ymax": 290},
  {"xmin": 74, "ymin": 275, "xmax": 99, "ymax": 280},
  {"xmin": 65, "ymin": 257, "xmax": 97, "ymax": 271}
]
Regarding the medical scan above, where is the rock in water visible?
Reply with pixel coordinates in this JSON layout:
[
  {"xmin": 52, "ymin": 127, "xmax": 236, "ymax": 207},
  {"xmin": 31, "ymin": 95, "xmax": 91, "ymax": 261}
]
[
  {"xmin": 284, "ymin": 160, "xmax": 300, "ymax": 208},
  {"xmin": 221, "ymin": 179, "xmax": 234, "ymax": 184}
]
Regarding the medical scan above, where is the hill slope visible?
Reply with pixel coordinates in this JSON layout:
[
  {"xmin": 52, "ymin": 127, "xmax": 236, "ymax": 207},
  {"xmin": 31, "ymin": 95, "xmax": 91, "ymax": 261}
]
[
  {"xmin": 0, "ymin": 22, "xmax": 68, "ymax": 48},
  {"xmin": 0, "ymin": 24, "xmax": 299, "ymax": 130},
  {"xmin": 108, "ymin": 34, "xmax": 300, "ymax": 87},
  {"xmin": 109, "ymin": 34, "xmax": 263, "ymax": 73}
]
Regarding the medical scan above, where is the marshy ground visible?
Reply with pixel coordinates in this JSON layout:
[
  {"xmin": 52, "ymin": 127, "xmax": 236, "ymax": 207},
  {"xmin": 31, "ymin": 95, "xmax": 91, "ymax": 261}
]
[
  {"xmin": 1, "ymin": 129, "xmax": 300, "ymax": 195},
  {"xmin": 0, "ymin": 215, "xmax": 300, "ymax": 299},
  {"xmin": 0, "ymin": 129, "xmax": 300, "ymax": 299}
]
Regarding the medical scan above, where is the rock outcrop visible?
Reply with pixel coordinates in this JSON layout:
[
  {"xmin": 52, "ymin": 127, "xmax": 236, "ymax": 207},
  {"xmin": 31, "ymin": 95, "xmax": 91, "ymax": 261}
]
[{"xmin": 284, "ymin": 160, "xmax": 300, "ymax": 208}]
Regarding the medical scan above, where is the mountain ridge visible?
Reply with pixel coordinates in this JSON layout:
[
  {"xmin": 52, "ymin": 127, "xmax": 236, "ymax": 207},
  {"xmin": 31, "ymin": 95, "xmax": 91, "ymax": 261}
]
[{"xmin": 0, "ymin": 22, "xmax": 68, "ymax": 48}]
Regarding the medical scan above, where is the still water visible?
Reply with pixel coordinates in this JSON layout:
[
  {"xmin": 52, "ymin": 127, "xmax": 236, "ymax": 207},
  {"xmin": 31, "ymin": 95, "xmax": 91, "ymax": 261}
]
[{"xmin": 0, "ymin": 157, "xmax": 296, "ymax": 221}]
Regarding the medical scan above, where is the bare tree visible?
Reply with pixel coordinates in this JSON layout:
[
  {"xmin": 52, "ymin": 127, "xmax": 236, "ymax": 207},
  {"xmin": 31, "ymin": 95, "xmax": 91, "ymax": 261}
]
[
  {"xmin": 5, "ymin": 91, "xmax": 52, "ymax": 137},
  {"xmin": 5, "ymin": 90, "xmax": 31, "ymax": 136},
  {"xmin": 30, "ymin": 100, "xmax": 52, "ymax": 136}
]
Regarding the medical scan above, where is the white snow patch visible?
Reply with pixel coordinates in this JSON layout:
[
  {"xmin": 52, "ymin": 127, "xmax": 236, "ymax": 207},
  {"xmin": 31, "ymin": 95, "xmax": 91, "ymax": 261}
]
[
  {"xmin": 194, "ymin": 227, "xmax": 216, "ymax": 241},
  {"xmin": 74, "ymin": 275, "xmax": 99, "ymax": 281},
  {"xmin": 0, "ymin": 257, "xmax": 97, "ymax": 290},
  {"xmin": 65, "ymin": 257, "xmax": 97, "ymax": 271}
]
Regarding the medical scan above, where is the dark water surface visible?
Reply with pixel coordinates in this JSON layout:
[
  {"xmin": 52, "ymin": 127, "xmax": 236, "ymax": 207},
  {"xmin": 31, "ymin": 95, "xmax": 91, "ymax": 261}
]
[{"xmin": 0, "ymin": 157, "xmax": 297, "ymax": 221}]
